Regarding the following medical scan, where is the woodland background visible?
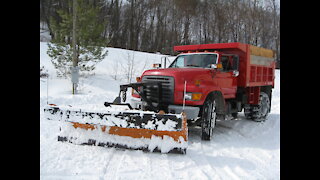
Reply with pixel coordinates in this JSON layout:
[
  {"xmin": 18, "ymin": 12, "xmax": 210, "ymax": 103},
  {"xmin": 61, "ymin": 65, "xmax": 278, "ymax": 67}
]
[{"xmin": 40, "ymin": 0, "xmax": 280, "ymax": 68}]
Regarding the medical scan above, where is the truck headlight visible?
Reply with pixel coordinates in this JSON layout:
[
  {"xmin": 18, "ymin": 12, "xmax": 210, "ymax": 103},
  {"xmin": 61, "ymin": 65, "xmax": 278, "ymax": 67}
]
[
  {"xmin": 185, "ymin": 93, "xmax": 192, "ymax": 100},
  {"xmin": 185, "ymin": 92, "xmax": 202, "ymax": 101}
]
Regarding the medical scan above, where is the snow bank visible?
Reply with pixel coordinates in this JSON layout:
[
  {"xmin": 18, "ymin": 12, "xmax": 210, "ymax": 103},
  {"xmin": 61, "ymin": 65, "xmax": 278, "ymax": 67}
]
[{"xmin": 40, "ymin": 42, "xmax": 171, "ymax": 82}]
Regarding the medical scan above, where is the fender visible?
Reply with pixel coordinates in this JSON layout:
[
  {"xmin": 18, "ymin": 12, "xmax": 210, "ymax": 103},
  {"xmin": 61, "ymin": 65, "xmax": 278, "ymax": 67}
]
[{"xmin": 204, "ymin": 90, "xmax": 226, "ymax": 115}]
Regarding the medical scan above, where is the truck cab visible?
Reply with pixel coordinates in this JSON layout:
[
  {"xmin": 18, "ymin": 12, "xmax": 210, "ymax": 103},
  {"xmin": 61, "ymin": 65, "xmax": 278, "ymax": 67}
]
[{"xmin": 132, "ymin": 51, "xmax": 240, "ymax": 118}]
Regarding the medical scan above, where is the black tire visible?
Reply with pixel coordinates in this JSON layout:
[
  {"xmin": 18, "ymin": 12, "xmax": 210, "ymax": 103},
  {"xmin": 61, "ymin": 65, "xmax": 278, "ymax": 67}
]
[
  {"xmin": 244, "ymin": 92, "xmax": 271, "ymax": 122},
  {"xmin": 201, "ymin": 95, "xmax": 217, "ymax": 140},
  {"xmin": 231, "ymin": 112, "xmax": 238, "ymax": 119}
]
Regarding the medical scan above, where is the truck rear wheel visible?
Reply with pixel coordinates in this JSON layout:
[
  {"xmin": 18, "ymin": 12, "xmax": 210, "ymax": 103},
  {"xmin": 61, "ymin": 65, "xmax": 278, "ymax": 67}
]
[
  {"xmin": 201, "ymin": 95, "xmax": 217, "ymax": 140},
  {"xmin": 244, "ymin": 92, "xmax": 270, "ymax": 121}
]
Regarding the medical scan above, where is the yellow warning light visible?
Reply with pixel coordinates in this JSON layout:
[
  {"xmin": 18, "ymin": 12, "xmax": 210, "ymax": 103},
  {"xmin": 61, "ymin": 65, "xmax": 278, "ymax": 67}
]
[{"xmin": 192, "ymin": 93, "xmax": 202, "ymax": 101}]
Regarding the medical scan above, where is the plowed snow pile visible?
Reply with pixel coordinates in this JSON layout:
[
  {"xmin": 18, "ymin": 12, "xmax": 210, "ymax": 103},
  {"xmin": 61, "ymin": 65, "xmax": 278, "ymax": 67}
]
[{"xmin": 40, "ymin": 42, "xmax": 280, "ymax": 180}]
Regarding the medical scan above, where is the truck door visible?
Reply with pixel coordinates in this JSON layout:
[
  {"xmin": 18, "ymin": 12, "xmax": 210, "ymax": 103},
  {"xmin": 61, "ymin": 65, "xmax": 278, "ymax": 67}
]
[{"xmin": 215, "ymin": 55, "xmax": 239, "ymax": 99}]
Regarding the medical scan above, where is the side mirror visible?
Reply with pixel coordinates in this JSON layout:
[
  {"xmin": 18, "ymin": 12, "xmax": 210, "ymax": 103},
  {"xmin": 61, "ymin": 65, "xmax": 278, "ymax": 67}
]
[
  {"xmin": 210, "ymin": 64, "xmax": 217, "ymax": 68},
  {"xmin": 161, "ymin": 56, "xmax": 170, "ymax": 68},
  {"xmin": 209, "ymin": 64, "xmax": 223, "ymax": 69},
  {"xmin": 232, "ymin": 70, "xmax": 239, "ymax": 77}
]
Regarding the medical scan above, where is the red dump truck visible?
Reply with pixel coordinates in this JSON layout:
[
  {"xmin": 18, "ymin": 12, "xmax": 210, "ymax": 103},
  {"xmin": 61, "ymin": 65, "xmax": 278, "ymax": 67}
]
[{"xmin": 131, "ymin": 42, "xmax": 275, "ymax": 140}]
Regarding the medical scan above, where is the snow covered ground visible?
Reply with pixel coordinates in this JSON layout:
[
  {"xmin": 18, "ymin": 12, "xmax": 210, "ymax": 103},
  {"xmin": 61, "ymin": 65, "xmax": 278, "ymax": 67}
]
[{"xmin": 40, "ymin": 42, "xmax": 280, "ymax": 180}]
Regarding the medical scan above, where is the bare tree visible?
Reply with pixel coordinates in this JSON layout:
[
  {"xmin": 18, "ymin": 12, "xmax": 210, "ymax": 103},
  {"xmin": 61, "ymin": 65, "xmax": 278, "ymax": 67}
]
[{"xmin": 42, "ymin": 0, "xmax": 280, "ymax": 61}]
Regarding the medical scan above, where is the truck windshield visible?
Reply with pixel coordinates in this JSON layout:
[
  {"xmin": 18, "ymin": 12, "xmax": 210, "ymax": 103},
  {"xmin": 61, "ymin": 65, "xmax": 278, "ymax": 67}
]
[{"xmin": 169, "ymin": 54, "xmax": 218, "ymax": 68}]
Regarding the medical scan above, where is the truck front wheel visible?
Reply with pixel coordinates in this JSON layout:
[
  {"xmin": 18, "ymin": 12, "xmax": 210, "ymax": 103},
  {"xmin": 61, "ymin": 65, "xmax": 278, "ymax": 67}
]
[
  {"xmin": 244, "ymin": 92, "xmax": 271, "ymax": 121},
  {"xmin": 201, "ymin": 95, "xmax": 217, "ymax": 140}
]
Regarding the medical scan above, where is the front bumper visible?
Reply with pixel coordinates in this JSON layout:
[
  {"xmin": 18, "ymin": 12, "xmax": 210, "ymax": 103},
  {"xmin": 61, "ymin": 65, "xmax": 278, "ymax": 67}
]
[
  {"xmin": 131, "ymin": 97, "xmax": 200, "ymax": 120},
  {"xmin": 168, "ymin": 105, "xmax": 199, "ymax": 120}
]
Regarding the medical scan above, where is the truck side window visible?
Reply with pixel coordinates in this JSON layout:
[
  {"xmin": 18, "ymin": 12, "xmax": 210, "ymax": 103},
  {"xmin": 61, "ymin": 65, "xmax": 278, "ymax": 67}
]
[
  {"xmin": 232, "ymin": 55, "xmax": 239, "ymax": 70},
  {"xmin": 221, "ymin": 56, "xmax": 231, "ymax": 71}
]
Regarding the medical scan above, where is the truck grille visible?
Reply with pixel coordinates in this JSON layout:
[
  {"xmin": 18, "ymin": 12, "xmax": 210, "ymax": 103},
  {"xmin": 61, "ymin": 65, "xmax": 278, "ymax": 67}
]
[{"xmin": 141, "ymin": 76, "xmax": 174, "ymax": 105}]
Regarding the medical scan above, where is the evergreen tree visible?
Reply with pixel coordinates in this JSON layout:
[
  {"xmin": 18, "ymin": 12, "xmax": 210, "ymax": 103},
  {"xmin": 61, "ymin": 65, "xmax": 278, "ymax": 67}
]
[{"xmin": 47, "ymin": 0, "xmax": 108, "ymax": 77}]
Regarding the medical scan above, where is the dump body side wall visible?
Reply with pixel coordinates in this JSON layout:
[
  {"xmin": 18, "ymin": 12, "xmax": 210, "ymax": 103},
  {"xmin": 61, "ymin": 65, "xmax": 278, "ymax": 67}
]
[{"xmin": 246, "ymin": 45, "xmax": 275, "ymax": 88}]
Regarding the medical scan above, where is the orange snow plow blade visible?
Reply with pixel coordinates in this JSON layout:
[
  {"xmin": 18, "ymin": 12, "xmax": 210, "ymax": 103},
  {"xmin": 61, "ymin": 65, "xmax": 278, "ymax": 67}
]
[
  {"xmin": 71, "ymin": 120, "xmax": 187, "ymax": 142},
  {"xmin": 44, "ymin": 104, "xmax": 188, "ymax": 154}
]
